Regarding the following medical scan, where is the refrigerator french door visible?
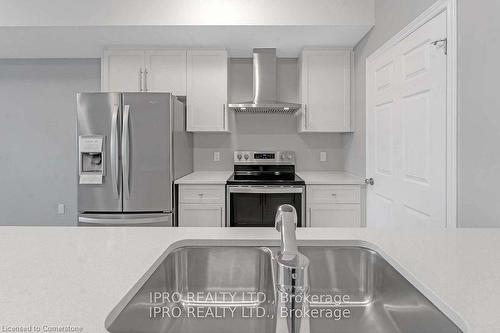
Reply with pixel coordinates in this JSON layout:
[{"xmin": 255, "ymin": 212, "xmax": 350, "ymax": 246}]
[{"xmin": 77, "ymin": 93, "xmax": 178, "ymax": 226}]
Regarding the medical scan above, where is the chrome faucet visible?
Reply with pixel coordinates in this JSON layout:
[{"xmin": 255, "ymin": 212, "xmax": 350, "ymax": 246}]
[{"xmin": 274, "ymin": 205, "xmax": 310, "ymax": 333}]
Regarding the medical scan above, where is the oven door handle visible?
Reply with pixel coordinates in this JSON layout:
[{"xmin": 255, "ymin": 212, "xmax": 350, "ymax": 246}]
[{"xmin": 228, "ymin": 186, "xmax": 304, "ymax": 194}]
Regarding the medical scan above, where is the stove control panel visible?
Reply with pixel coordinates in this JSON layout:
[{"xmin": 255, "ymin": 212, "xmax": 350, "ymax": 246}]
[{"xmin": 234, "ymin": 151, "xmax": 296, "ymax": 165}]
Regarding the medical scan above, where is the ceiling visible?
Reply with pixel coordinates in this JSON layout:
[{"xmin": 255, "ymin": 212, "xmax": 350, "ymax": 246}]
[{"xmin": 0, "ymin": 25, "xmax": 372, "ymax": 58}]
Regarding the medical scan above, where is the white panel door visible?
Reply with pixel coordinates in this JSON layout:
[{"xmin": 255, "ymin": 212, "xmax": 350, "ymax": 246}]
[
  {"xmin": 102, "ymin": 50, "xmax": 145, "ymax": 92},
  {"xmin": 186, "ymin": 49, "xmax": 228, "ymax": 132},
  {"xmin": 146, "ymin": 50, "xmax": 187, "ymax": 95},
  {"xmin": 366, "ymin": 12, "xmax": 447, "ymax": 228},
  {"xmin": 299, "ymin": 49, "xmax": 351, "ymax": 132}
]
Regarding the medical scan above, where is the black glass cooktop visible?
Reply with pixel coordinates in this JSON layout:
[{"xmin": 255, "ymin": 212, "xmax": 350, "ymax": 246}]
[{"xmin": 226, "ymin": 165, "xmax": 305, "ymax": 185}]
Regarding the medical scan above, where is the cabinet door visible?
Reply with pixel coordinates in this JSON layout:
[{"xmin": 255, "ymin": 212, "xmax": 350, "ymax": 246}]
[
  {"xmin": 178, "ymin": 203, "xmax": 224, "ymax": 227},
  {"xmin": 186, "ymin": 50, "xmax": 228, "ymax": 132},
  {"xmin": 145, "ymin": 50, "xmax": 187, "ymax": 95},
  {"xmin": 308, "ymin": 204, "xmax": 360, "ymax": 227},
  {"xmin": 102, "ymin": 50, "xmax": 145, "ymax": 92},
  {"xmin": 299, "ymin": 49, "xmax": 351, "ymax": 132}
]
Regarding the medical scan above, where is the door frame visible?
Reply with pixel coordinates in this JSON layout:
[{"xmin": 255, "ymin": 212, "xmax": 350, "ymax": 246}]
[{"xmin": 365, "ymin": 0, "xmax": 458, "ymax": 228}]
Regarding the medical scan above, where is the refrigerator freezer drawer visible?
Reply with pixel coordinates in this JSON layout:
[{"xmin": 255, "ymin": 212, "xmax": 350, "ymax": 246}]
[{"xmin": 78, "ymin": 213, "xmax": 172, "ymax": 227}]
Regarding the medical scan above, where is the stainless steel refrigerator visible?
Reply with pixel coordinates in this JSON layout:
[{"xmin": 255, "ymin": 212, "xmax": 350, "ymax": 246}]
[{"xmin": 77, "ymin": 93, "xmax": 192, "ymax": 226}]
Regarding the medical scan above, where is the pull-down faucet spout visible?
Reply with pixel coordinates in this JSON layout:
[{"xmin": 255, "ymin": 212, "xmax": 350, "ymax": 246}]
[
  {"xmin": 275, "ymin": 204, "xmax": 299, "ymax": 254},
  {"xmin": 274, "ymin": 204, "xmax": 310, "ymax": 333}
]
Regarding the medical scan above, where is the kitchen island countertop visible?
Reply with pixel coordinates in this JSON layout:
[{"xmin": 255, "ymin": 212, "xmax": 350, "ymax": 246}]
[{"xmin": 0, "ymin": 227, "xmax": 498, "ymax": 333}]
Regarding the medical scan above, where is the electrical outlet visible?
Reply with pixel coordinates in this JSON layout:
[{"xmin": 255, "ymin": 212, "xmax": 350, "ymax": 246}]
[
  {"xmin": 214, "ymin": 151, "xmax": 220, "ymax": 162},
  {"xmin": 320, "ymin": 152, "xmax": 327, "ymax": 162},
  {"xmin": 57, "ymin": 203, "xmax": 65, "ymax": 215}
]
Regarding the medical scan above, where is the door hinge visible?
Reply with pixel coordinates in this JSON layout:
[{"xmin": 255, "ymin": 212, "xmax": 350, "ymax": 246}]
[
  {"xmin": 365, "ymin": 178, "xmax": 374, "ymax": 186},
  {"xmin": 431, "ymin": 38, "xmax": 447, "ymax": 55}
]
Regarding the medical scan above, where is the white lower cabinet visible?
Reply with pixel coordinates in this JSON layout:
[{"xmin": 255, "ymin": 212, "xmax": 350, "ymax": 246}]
[
  {"xmin": 178, "ymin": 203, "xmax": 224, "ymax": 227},
  {"xmin": 307, "ymin": 185, "xmax": 361, "ymax": 227},
  {"xmin": 178, "ymin": 185, "xmax": 225, "ymax": 227},
  {"xmin": 308, "ymin": 204, "xmax": 360, "ymax": 227}
]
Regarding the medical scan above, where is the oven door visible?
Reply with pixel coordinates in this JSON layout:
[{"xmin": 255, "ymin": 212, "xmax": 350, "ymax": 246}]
[{"xmin": 227, "ymin": 186, "xmax": 305, "ymax": 227}]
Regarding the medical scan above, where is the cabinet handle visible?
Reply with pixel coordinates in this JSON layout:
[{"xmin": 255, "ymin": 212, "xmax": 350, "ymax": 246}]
[
  {"xmin": 144, "ymin": 68, "xmax": 148, "ymax": 92},
  {"xmin": 223, "ymin": 104, "xmax": 226, "ymax": 130},
  {"xmin": 308, "ymin": 207, "xmax": 312, "ymax": 227},
  {"xmin": 220, "ymin": 207, "xmax": 223, "ymax": 227},
  {"xmin": 139, "ymin": 68, "xmax": 143, "ymax": 92},
  {"xmin": 304, "ymin": 104, "xmax": 309, "ymax": 129}
]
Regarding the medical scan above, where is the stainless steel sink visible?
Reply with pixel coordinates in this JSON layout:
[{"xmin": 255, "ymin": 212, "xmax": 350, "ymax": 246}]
[{"xmin": 106, "ymin": 244, "xmax": 463, "ymax": 333}]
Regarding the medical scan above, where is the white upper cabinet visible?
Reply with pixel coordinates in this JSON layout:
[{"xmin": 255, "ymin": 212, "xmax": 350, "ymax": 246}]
[
  {"xmin": 102, "ymin": 49, "xmax": 145, "ymax": 92},
  {"xmin": 102, "ymin": 48, "xmax": 229, "ymax": 132},
  {"xmin": 186, "ymin": 49, "xmax": 229, "ymax": 132},
  {"xmin": 298, "ymin": 49, "xmax": 352, "ymax": 132},
  {"xmin": 101, "ymin": 49, "xmax": 187, "ymax": 94},
  {"xmin": 145, "ymin": 50, "xmax": 186, "ymax": 95}
]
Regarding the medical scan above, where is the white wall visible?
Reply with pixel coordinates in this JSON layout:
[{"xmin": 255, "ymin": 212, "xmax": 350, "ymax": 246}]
[
  {"xmin": 0, "ymin": 59, "xmax": 100, "ymax": 226},
  {"xmin": 0, "ymin": 0, "xmax": 374, "ymax": 26},
  {"xmin": 193, "ymin": 58, "xmax": 346, "ymax": 171}
]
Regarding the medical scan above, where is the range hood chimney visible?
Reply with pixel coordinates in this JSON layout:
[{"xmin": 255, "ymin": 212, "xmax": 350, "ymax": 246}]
[{"xmin": 228, "ymin": 48, "xmax": 301, "ymax": 114}]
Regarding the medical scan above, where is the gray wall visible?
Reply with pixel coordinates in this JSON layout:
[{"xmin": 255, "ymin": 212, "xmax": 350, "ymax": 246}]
[
  {"xmin": 194, "ymin": 58, "xmax": 346, "ymax": 171},
  {"xmin": 0, "ymin": 59, "xmax": 100, "ymax": 225},
  {"xmin": 458, "ymin": 0, "xmax": 500, "ymax": 227}
]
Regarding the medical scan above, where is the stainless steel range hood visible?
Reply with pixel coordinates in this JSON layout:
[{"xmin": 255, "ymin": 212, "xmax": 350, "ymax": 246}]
[{"xmin": 228, "ymin": 48, "xmax": 301, "ymax": 114}]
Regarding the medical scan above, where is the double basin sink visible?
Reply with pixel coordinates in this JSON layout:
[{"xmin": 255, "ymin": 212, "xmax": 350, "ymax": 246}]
[{"xmin": 105, "ymin": 243, "xmax": 463, "ymax": 333}]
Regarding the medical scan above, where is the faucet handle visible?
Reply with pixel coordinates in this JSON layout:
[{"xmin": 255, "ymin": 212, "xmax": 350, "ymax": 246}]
[{"xmin": 276, "ymin": 252, "xmax": 310, "ymax": 294}]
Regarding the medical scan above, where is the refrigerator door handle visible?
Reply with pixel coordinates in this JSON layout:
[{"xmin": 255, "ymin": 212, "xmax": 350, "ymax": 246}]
[
  {"xmin": 122, "ymin": 104, "xmax": 131, "ymax": 199},
  {"xmin": 110, "ymin": 104, "xmax": 120, "ymax": 199}
]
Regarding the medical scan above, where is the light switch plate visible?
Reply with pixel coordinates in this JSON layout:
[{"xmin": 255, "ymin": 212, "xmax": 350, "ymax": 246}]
[
  {"xmin": 320, "ymin": 152, "xmax": 327, "ymax": 162},
  {"xmin": 214, "ymin": 151, "xmax": 220, "ymax": 162},
  {"xmin": 57, "ymin": 203, "xmax": 65, "ymax": 215}
]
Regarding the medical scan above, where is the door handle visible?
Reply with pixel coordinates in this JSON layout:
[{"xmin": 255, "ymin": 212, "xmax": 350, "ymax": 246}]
[
  {"xmin": 365, "ymin": 178, "xmax": 375, "ymax": 186},
  {"xmin": 122, "ymin": 105, "xmax": 131, "ymax": 198},
  {"xmin": 110, "ymin": 104, "xmax": 119, "ymax": 198}
]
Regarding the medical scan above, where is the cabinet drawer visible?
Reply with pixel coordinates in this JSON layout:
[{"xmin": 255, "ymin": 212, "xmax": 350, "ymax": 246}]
[
  {"xmin": 307, "ymin": 185, "xmax": 360, "ymax": 204},
  {"xmin": 179, "ymin": 185, "xmax": 225, "ymax": 204},
  {"xmin": 308, "ymin": 204, "xmax": 361, "ymax": 228}
]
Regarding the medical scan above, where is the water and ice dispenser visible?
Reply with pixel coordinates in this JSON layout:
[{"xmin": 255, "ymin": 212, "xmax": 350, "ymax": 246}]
[{"xmin": 79, "ymin": 135, "xmax": 105, "ymax": 184}]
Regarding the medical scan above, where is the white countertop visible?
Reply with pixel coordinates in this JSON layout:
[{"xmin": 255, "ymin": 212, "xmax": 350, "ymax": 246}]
[
  {"xmin": 174, "ymin": 171, "xmax": 233, "ymax": 185},
  {"xmin": 296, "ymin": 171, "xmax": 365, "ymax": 185},
  {"xmin": 175, "ymin": 171, "xmax": 365, "ymax": 186},
  {"xmin": 0, "ymin": 227, "xmax": 498, "ymax": 333}
]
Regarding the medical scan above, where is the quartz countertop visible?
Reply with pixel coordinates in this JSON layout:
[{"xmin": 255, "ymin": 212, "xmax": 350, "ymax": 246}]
[
  {"xmin": 175, "ymin": 171, "xmax": 365, "ymax": 186},
  {"xmin": 0, "ymin": 227, "xmax": 498, "ymax": 333},
  {"xmin": 174, "ymin": 171, "xmax": 233, "ymax": 185},
  {"xmin": 296, "ymin": 171, "xmax": 365, "ymax": 185}
]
